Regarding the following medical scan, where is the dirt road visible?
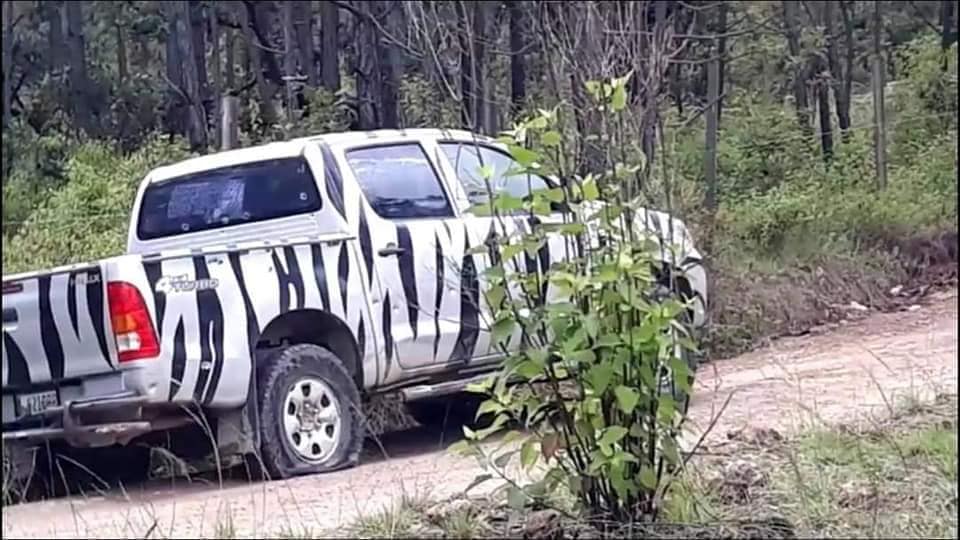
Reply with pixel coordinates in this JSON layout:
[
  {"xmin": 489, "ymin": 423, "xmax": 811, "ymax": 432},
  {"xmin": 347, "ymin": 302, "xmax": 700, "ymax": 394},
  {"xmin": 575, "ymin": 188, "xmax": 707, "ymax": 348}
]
[{"xmin": 2, "ymin": 290, "xmax": 956, "ymax": 539}]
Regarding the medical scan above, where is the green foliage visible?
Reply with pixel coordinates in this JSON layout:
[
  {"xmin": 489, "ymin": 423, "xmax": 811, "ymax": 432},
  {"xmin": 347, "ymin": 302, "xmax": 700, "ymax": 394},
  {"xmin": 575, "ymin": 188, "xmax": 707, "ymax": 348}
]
[
  {"xmin": 3, "ymin": 136, "xmax": 192, "ymax": 274},
  {"xmin": 450, "ymin": 75, "xmax": 696, "ymax": 523}
]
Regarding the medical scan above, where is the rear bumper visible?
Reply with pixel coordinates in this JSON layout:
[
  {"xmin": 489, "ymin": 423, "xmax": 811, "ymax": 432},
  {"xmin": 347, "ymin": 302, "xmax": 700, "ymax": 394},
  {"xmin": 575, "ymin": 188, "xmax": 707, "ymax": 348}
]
[{"xmin": 2, "ymin": 391, "xmax": 187, "ymax": 448}]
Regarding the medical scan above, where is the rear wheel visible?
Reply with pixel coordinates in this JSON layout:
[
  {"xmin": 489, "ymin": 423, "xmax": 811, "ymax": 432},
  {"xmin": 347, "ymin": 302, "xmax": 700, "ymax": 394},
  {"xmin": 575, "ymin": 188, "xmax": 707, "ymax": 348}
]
[
  {"xmin": 654, "ymin": 285, "xmax": 701, "ymax": 415},
  {"xmin": 254, "ymin": 344, "xmax": 364, "ymax": 479}
]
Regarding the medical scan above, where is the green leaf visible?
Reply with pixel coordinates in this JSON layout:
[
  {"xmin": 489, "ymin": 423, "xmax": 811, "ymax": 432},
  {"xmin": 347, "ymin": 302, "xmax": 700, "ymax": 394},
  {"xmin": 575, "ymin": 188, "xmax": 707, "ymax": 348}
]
[
  {"xmin": 509, "ymin": 145, "xmax": 540, "ymax": 168},
  {"xmin": 502, "ymin": 243, "xmax": 524, "ymax": 260},
  {"xmin": 464, "ymin": 473, "xmax": 493, "ymax": 493},
  {"xmin": 541, "ymin": 130, "xmax": 562, "ymax": 147},
  {"xmin": 485, "ymin": 285, "xmax": 506, "ymax": 309},
  {"xmin": 639, "ymin": 466, "xmax": 658, "ymax": 490},
  {"xmin": 587, "ymin": 364, "xmax": 614, "ymax": 394},
  {"xmin": 657, "ymin": 393, "xmax": 677, "ymax": 423},
  {"xmin": 514, "ymin": 359, "xmax": 544, "ymax": 380},
  {"xmin": 543, "ymin": 187, "xmax": 566, "ymax": 203},
  {"xmin": 476, "ymin": 398, "xmax": 502, "ymax": 420},
  {"xmin": 494, "ymin": 451, "xmax": 514, "ymax": 468},
  {"xmin": 567, "ymin": 349, "xmax": 596, "ymax": 365},
  {"xmin": 611, "ymin": 83, "xmax": 627, "ymax": 112},
  {"xmin": 491, "ymin": 316, "xmax": 516, "ymax": 345},
  {"xmin": 598, "ymin": 426, "xmax": 628, "ymax": 448},
  {"xmin": 447, "ymin": 440, "xmax": 470, "ymax": 455},
  {"xmin": 581, "ymin": 178, "xmax": 600, "ymax": 201},
  {"xmin": 521, "ymin": 440, "xmax": 538, "ymax": 470},
  {"xmin": 479, "ymin": 164, "xmax": 495, "ymax": 180},
  {"xmin": 507, "ymin": 486, "xmax": 528, "ymax": 510},
  {"xmin": 494, "ymin": 194, "xmax": 525, "ymax": 212},
  {"xmin": 614, "ymin": 385, "xmax": 640, "ymax": 414}
]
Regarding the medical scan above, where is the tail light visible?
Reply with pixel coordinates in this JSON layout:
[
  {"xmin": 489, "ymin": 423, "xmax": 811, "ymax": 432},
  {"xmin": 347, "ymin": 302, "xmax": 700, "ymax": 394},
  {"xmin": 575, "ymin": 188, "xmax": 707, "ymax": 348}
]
[{"xmin": 107, "ymin": 281, "xmax": 160, "ymax": 363}]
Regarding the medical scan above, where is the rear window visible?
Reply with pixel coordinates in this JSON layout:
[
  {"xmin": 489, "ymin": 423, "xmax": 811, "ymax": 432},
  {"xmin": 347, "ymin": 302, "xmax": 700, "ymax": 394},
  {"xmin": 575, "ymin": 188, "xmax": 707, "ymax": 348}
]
[{"xmin": 137, "ymin": 157, "xmax": 321, "ymax": 240}]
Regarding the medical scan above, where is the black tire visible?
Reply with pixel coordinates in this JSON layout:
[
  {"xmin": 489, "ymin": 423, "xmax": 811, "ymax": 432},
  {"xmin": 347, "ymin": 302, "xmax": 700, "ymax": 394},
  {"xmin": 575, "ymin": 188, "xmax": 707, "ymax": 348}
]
[
  {"xmin": 654, "ymin": 286, "xmax": 701, "ymax": 415},
  {"xmin": 254, "ymin": 344, "xmax": 364, "ymax": 480},
  {"xmin": 405, "ymin": 393, "xmax": 488, "ymax": 432}
]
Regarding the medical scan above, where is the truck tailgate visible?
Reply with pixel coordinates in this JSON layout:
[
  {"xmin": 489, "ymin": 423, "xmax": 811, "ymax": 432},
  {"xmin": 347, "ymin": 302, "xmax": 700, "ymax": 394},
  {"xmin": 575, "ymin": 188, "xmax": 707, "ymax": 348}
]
[{"xmin": 2, "ymin": 262, "xmax": 117, "ymax": 390}]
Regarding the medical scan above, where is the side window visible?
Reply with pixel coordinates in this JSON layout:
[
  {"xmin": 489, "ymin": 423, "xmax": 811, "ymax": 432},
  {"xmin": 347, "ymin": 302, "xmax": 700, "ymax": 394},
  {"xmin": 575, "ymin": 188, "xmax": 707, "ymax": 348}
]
[
  {"xmin": 345, "ymin": 144, "xmax": 455, "ymax": 219},
  {"xmin": 439, "ymin": 143, "xmax": 550, "ymax": 212}
]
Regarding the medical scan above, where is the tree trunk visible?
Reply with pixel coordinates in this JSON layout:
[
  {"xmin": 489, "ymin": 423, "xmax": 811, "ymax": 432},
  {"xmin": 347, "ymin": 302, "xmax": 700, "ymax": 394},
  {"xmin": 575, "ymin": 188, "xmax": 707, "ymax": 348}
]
[
  {"xmin": 319, "ymin": 0, "xmax": 340, "ymax": 92},
  {"xmin": 355, "ymin": 1, "xmax": 380, "ymax": 129},
  {"xmin": 188, "ymin": 1, "xmax": 210, "ymax": 121},
  {"xmin": 164, "ymin": 1, "xmax": 185, "ymax": 136},
  {"xmin": 472, "ymin": 1, "xmax": 489, "ymax": 133},
  {"xmin": 704, "ymin": 56, "xmax": 719, "ymax": 211},
  {"xmin": 65, "ymin": 1, "xmax": 96, "ymax": 136},
  {"xmin": 783, "ymin": 0, "xmax": 811, "ymax": 136},
  {"xmin": 826, "ymin": 0, "xmax": 851, "ymax": 141},
  {"xmin": 295, "ymin": 2, "xmax": 317, "ymax": 88},
  {"xmin": 116, "ymin": 15, "xmax": 128, "ymax": 85},
  {"xmin": 282, "ymin": 0, "xmax": 299, "ymax": 125},
  {"xmin": 816, "ymin": 65, "xmax": 834, "ymax": 160},
  {"xmin": 941, "ymin": 0, "xmax": 956, "ymax": 51},
  {"xmin": 456, "ymin": 1, "xmax": 475, "ymax": 129},
  {"xmin": 45, "ymin": 1, "xmax": 64, "ymax": 73},
  {"xmin": 225, "ymin": 18, "xmax": 236, "ymax": 91},
  {"xmin": 717, "ymin": 1, "xmax": 728, "ymax": 124},
  {"xmin": 2, "ymin": 1, "xmax": 12, "ymax": 129},
  {"xmin": 240, "ymin": 0, "xmax": 278, "ymax": 129},
  {"xmin": 508, "ymin": 0, "xmax": 526, "ymax": 118},
  {"xmin": 872, "ymin": 0, "xmax": 887, "ymax": 190},
  {"xmin": 839, "ymin": 1, "xmax": 854, "ymax": 139},
  {"xmin": 379, "ymin": 2, "xmax": 401, "ymax": 129},
  {"xmin": 180, "ymin": 0, "xmax": 208, "ymax": 150},
  {"xmin": 211, "ymin": 2, "xmax": 221, "ymax": 148}
]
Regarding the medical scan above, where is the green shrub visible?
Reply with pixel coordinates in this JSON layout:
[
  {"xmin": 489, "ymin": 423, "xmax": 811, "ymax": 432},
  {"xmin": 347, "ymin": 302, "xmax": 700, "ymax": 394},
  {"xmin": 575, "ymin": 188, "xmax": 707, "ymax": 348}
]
[{"xmin": 3, "ymin": 136, "xmax": 192, "ymax": 274}]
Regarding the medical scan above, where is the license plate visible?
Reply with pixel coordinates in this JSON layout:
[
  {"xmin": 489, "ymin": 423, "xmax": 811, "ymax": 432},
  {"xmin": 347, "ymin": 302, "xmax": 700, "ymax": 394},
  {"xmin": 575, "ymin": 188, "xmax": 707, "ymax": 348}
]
[{"xmin": 16, "ymin": 390, "xmax": 60, "ymax": 417}]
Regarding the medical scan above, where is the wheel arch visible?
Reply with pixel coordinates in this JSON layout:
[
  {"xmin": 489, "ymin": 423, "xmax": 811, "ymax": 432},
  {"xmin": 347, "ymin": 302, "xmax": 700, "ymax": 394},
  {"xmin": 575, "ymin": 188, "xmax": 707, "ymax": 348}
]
[{"xmin": 255, "ymin": 309, "xmax": 364, "ymax": 389}]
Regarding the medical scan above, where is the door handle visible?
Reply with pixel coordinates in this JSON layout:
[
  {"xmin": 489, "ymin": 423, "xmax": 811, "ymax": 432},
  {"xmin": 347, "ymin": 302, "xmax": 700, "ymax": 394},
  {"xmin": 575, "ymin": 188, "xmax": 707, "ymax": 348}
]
[{"xmin": 378, "ymin": 244, "xmax": 406, "ymax": 257}]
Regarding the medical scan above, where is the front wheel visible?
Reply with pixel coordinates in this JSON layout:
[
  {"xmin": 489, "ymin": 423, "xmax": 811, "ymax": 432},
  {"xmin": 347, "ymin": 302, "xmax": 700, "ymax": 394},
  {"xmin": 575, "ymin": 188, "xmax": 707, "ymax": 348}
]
[{"xmin": 254, "ymin": 344, "xmax": 365, "ymax": 480}]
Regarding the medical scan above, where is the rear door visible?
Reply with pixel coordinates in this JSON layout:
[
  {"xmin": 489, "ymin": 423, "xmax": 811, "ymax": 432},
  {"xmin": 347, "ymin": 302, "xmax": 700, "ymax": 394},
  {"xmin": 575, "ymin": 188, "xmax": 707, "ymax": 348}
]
[{"xmin": 435, "ymin": 140, "xmax": 574, "ymax": 357}]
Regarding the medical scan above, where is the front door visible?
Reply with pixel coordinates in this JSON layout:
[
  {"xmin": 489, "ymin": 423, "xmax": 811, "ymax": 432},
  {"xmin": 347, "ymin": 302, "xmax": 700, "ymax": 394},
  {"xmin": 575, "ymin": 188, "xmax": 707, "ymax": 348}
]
[{"xmin": 336, "ymin": 142, "xmax": 470, "ymax": 380}]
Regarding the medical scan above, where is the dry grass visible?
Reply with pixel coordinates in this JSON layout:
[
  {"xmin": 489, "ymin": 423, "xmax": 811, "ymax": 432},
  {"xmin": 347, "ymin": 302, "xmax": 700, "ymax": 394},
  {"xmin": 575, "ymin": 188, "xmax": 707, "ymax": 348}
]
[{"xmin": 344, "ymin": 393, "xmax": 958, "ymax": 540}]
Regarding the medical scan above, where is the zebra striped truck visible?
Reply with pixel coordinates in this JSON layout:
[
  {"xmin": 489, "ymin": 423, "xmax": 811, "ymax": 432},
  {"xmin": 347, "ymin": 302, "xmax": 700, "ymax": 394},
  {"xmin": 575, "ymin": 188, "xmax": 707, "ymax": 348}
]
[{"xmin": 1, "ymin": 129, "xmax": 708, "ymax": 480}]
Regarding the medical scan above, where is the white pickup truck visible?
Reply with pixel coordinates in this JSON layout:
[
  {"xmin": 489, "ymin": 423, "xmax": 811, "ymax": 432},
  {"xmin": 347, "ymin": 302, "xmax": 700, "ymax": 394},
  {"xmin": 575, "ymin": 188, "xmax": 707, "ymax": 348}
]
[{"xmin": 2, "ymin": 129, "xmax": 708, "ymax": 480}]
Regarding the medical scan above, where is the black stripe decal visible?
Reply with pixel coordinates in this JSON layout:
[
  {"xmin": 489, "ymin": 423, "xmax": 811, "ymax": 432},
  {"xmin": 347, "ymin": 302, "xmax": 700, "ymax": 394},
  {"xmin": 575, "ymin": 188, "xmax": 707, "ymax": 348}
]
[
  {"xmin": 310, "ymin": 244, "xmax": 331, "ymax": 310},
  {"xmin": 86, "ymin": 269, "xmax": 111, "ymax": 368},
  {"xmin": 433, "ymin": 231, "xmax": 444, "ymax": 359},
  {"xmin": 144, "ymin": 262, "xmax": 166, "ymax": 340},
  {"xmin": 66, "ymin": 272, "xmax": 79, "ymax": 336},
  {"xmin": 396, "ymin": 225, "xmax": 419, "ymax": 339},
  {"xmin": 382, "ymin": 291, "xmax": 393, "ymax": 379},
  {"xmin": 538, "ymin": 234, "xmax": 551, "ymax": 301},
  {"xmin": 359, "ymin": 206, "xmax": 374, "ymax": 286},
  {"xmin": 318, "ymin": 143, "xmax": 346, "ymax": 219},
  {"xmin": 3, "ymin": 332, "xmax": 30, "ymax": 386},
  {"xmin": 449, "ymin": 231, "xmax": 479, "ymax": 363},
  {"xmin": 357, "ymin": 315, "xmax": 368, "ymax": 378},
  {"xmin": 228, "ymin": 252, "xmax": 261, "ymax": 355},
  {"xmin": 38, "ymin": 276, "xmax": 65, "ymax": 381},
  {"xmin": 272, "ymin": 246, "xmax": 305, "ymax": 314},
  {"xmin": 337, "ymin": 242, "xmax": 349, "ymax": 313},
  {"xmin": 168, "ymin": 319, "xmax": 186, "ymax": 400},
  {"xmin": 193, "ymin": 257, "xmax": 225, "ymax": 405}
]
